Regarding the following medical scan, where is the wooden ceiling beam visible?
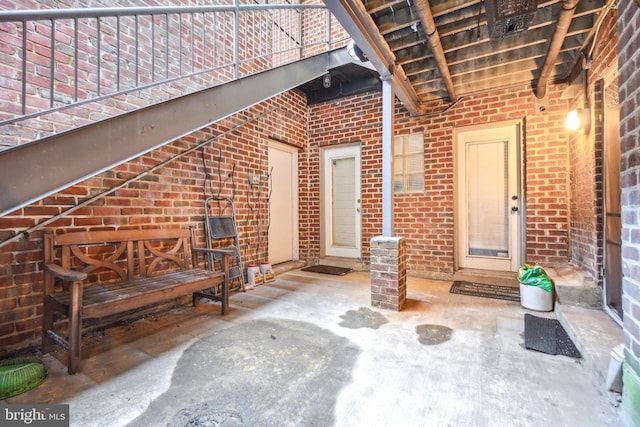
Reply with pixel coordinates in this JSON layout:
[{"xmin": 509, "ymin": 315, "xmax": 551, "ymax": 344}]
[{"xmin": 413, "ymin": 0, "xmax": 458, "ymax": 101}]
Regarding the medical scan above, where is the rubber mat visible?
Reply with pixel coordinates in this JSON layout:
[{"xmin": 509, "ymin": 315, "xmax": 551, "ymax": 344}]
[
  {"xmin": 524, "ymin": 314, "xmax": 581, "ymax": 358},
  {"xmin": 301, "ymin": 265, "xmax": 352, "ymax": 275},
  {"xmin": 449, "ymin": 281, "xmax": 520, "ymax": 302}
]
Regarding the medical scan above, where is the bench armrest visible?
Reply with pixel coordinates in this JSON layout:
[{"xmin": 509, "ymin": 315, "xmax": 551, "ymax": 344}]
[
  {"xmin": 191, "ymin": 247, "xmax": 235, "ymax": 271},
  {"xmin": 45, "ymin": 263, "xmax": 88, "ymax": 282}
]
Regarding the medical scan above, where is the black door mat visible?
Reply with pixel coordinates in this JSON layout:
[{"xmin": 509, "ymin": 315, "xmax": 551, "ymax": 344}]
[
  {"xmin": 524, "ymin": 314, "xmax": 582, "ymax": 358},
  {"xmin": 449, "ymin": 281, "xmax": 520, "ymax": 302},
  {"xmin": 301, "ymin": 265, "xmax": 352, "ymax": 275}
]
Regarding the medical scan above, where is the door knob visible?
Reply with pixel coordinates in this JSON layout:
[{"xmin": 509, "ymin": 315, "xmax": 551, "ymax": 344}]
[{"xmin": 511, "ymin": 206, "xmax": 519, "ymax": 212}]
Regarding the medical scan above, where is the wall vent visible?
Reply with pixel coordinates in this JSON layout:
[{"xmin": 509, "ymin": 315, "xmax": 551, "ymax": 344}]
[{"xmin": 486, "ymin": 0, "xmax": 537, "ymax": 39}]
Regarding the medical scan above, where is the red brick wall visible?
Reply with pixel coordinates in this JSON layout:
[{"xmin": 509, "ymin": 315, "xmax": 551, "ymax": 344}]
[
  {"xmin": 0, "ymin": 90, "xmax": 308, "ymax": 357},
  {"xmin": 618, "ymin": 0, "xmax": 640, "ymax": 382},
  {"xmin": 0, "ymin": 1, "xmax": 620, "ymax": 364},
  {"xmin": 567, "ymin": 11, "xmax": 619, "ymax": 284},
  {"xmin": 305, "ymin": 93, "xmax": 384, "ymax": 266},
  {"xmin": 308, "ymin": 84, "xmax": 571, "ymax": 279},
  {"xmin": 0, "ymin": 0, "xmax": 337, "ymax": 147}
]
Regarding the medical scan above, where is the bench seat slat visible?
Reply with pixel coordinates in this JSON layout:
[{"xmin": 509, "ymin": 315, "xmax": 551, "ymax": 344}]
[{"xmin": 52, "ymin": 269, "xmax": 224, "ymax": 319}]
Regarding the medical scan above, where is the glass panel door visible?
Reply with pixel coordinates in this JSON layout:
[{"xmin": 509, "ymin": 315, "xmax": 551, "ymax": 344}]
[
  {"xmin": 467, "ymin": 141, "xmax": 509, "ymax": 257},
  {"xmin": 323, "ymin": 145, "xmax": 361, "ymax": 258},
  {"xmin": 455, "ymin": 123, "xmax": 521, "ymax": 272}
]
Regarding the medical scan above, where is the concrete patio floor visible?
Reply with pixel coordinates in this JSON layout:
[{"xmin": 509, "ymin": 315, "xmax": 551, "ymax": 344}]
[{"xmin": 6, "ymin": 269, "xmax": 624, "ymax": 426}]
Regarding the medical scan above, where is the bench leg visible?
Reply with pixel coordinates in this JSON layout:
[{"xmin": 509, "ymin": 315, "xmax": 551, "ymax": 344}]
[
  {"xmin": 221, "ymin": 256, "xmax": 229, "ymax": 315},
  {"xmin": 42, "ymin": 299, "xmax": 55, "ymax": 355},
  {"xmin": 68, "ymin": 281, "xmax": 83, "ymax": 374},
  {"xmin": 221, "ymin": 278, "xmax": 228, "ymax": 315}
]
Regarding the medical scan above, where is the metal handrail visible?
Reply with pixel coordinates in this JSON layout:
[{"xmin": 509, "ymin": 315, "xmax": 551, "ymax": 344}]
[{"xmin": 0, "ymin": 4, "xmax": 346, "ymax": 128}]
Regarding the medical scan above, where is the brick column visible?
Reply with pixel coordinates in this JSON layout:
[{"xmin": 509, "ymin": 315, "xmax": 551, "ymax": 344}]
[{"xmin": 370, "ymin": 236, "xmax": 406, "ymax": 311}]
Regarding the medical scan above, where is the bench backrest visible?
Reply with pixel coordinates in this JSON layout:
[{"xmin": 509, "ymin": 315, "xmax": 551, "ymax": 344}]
[{"xmin": 43, "ymin": 228, "xmax": 196, "ymax": 282}]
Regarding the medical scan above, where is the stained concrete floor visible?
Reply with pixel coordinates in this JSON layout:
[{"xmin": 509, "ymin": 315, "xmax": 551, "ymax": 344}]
[{"xmin": 6, "ymin": 270, "xmax": 624, "ymax": 426}]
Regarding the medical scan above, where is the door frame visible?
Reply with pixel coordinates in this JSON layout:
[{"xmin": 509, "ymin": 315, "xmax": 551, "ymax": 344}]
[
  {"xmin": 268, "ymin": 140, "xmax": 299, "ymax": 264},
  {"xmin": 453, "ymin": 120, "xmax": 525, "ymax": 272},
  {"xmin": 321, "ymin": 143, "xmax": 362, "ymax": 259}
]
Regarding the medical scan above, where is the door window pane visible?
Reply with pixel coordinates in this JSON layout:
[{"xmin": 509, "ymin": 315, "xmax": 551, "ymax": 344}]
[
  {"xmin": 467, "ymin": 141, "xmax": 509, "ymax": 257},
  {"xmin": 332, "ymin": 157, "xmax": 356, "ymax": 247}
]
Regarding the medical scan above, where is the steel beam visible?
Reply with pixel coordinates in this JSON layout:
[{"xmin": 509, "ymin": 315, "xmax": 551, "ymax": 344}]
[{"xmin": 0, "ymin": 49, "xmax": 351, "ymax": 217}]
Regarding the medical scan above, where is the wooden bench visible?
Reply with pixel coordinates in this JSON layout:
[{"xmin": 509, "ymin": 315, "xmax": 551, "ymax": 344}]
[{"xmin": 42, "ymin": 227, "xmax": 232, "ymax": 374}]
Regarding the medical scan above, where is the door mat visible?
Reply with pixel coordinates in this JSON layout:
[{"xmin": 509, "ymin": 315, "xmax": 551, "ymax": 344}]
[
  {"xmin": 449, "ymin": 281, "xmax": 520, "ymax": 302},
  {"xmin": 301, "ymin": 265, "xmax": 352, "ymax": 275},
  {"xmin": 524, "ymin": 314, "xmax": 581, "ymax": 358}
]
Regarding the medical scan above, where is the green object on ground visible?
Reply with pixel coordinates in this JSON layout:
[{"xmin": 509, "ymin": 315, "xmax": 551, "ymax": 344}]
[
  {"xmin": 623, "ymin": 364, "xmax": 640, "ymax": 427},
  {"xmin": 0, "ymin": 357, "xmax": 47, "ymax": 399},
  {"xmin": 518, "ymin": 264, "xmax": 553, "ymax": 292}
]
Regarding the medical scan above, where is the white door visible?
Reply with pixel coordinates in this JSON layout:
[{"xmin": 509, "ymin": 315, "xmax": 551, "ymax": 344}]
[
  {"xmin": 455, "ymin": 122, "xmax": 522, "ymax": 272},
  {"xmin": 323, "ymin": 145, "xmax": 361, "ymax": 258},
  {"xmin": 268, "ymin": 141, "xmax": 298, "ymax": 264}
]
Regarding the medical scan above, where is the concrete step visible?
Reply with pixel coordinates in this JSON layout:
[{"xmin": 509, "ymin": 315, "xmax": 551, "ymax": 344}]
[
  {"xmin": 545, "ymin": 264, "xmax": 603, "ymax": 308},
  {"xmin": 556, "ymin": 303, "xmax": 623, "ymax": 391}
]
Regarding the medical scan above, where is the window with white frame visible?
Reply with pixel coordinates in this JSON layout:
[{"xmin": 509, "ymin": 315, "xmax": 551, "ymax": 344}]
[{"xmin": 394, "ymin": 133, "xmax": 424, "ymax": 193}]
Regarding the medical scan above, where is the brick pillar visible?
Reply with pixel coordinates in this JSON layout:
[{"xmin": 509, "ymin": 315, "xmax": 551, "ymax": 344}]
[{"xmin": 370, "ymin": 236, "xmax": 406, "ymax": 311}]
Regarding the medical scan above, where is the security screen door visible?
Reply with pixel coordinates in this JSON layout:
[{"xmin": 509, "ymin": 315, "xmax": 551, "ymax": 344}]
[
  {"xmin": 323, "ymin": 145, "xmax": 361, "ymax": 258},
  {"xmin": 455, "ymin": 123, "xmax": 522, "ymax": 272}
]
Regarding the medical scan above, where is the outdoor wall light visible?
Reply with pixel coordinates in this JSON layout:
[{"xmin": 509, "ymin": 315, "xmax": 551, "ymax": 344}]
[
  {"xmin": 566, "ymin": 108, "xmax": 590, "ymax": 131},
  {"xmin": 322, "ymin": 73, "xmax": 331, "ymax": 88},
  {"xmin": 347, "ymin": 39, "xmax": 368, "ymax": 62}
]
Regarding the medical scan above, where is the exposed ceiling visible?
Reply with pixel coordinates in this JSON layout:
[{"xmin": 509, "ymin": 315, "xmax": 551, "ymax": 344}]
[
  {"xmin": 304, "ymin": 0, "xmax": 613, "ymax": 112},
  {"xmin": 299, "ymin": 62, "xmax": 381, "ymax": 105}
]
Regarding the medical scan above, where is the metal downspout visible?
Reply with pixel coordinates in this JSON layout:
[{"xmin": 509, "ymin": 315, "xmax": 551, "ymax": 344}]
[
  {"xmin": 535, "ymin": 0, "xmax": 580, "ymax": 99},
  {"xmin": 413, "ymin": 0, "xmax": 457, "ymax": 102},
  {"xmin": 381, "ymin": 75, "xmax": 395, "ymax": 236}
]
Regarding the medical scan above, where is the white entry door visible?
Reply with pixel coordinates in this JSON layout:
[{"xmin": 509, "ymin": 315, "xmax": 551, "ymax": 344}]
[
  {"xmin": 268, "ymin": 141, "xmax": 298, "ymax": 264},
  {"xmin": 323, "ymin": 145, "xmax": 361, "ymax": 258},
  {"xmin": 455, "ymin": 122, "xmax": 522, "ymax": 272}
]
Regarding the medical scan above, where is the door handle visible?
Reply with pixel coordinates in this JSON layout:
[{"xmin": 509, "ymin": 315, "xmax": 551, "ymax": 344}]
[{"xmin": 511, "ymin": 206, "xmax": 519, "ymax": 212}]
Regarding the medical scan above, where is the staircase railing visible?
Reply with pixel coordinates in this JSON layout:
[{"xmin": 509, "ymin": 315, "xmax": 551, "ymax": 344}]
[{"xmin": 0, "ymin": 4, "xmax": 347, "ymax": 148}]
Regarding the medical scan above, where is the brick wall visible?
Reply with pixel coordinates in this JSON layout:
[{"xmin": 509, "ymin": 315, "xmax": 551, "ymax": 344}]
[
  {"xmin": 617, "ymin": 0, "xmax": 640, "ymax": 422},
  {"xmin": 0, "ymin": 0, "xmax": 343, "ymax": 355},
  {"xmin": 568, "ymin": 11, "xmax": 619, "ymax": 284},
  {"xmin": 305, "ymin": 92, "xmax": 384, "ymax": 265},
  {"xmin": 0, "ymin": 0, "xmax": 340, "ymax": 148},
  {"xmin": 0, "ymin": 90, "xmax": 308, "ymax": 357},
  {"xmin": 308, "ymin": 84, "xmax": 571, "ymax": 279}
]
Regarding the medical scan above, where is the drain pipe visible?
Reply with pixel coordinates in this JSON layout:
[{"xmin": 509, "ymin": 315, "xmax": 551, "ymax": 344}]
[
  {"xmin": 535, "ymin": 0, "xmax": 580, "ymax": 99},
  {"xmin": 413, "ymin": 0, "xmax": 458, "ymax": 102}
]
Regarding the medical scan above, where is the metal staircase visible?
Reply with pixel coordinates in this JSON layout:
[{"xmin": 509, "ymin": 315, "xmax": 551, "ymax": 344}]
[{"xmin": 0, "ymin": 4, "xmax": 357, "ymax": 217}]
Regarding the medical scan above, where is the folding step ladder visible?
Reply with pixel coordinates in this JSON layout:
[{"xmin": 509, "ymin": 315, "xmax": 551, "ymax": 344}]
[{"xmin": 204, "ymin": 196, "xmax": 244, "ymax": 291}]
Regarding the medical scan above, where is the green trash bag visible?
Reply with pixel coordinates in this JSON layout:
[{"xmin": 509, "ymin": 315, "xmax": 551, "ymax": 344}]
[{"xmin": 518, "ymin": 264, "xmax": 553, "ymax": 293}]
